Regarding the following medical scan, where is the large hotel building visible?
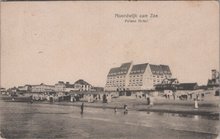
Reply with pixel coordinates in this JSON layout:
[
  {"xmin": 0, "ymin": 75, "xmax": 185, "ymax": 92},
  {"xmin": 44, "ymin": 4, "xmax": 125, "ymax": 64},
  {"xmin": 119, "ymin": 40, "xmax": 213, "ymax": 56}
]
[{"xmin": 105, "ymin": 62, "xmax": 172, "ymax": 91}]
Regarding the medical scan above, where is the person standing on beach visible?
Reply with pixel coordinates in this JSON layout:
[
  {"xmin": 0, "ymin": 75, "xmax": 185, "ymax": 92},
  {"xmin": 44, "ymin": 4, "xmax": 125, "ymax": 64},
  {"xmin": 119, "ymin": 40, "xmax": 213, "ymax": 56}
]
[
  {"xmin": 194, "ymin": 94, "xmax": 199, "ymax": 109},
  {"xmin": 30, "ymin": 95, "xmax": 33, "ymax": 104},
  {"xmin": 81, "ymin": 102, "xmax": 84, "ymax": 114},
  {"xmin": 194, "ymin": 98, "xmax": 198, "ymax": 109},
  {"xmin": 114, "ymin": 106, "xmax": 117, "ymax": 113},
  {"xmin": 173, "ymin": 91, "xmax": 176, "ymax": 100},
  {"xmin": 124, "ymin": 104, "xmax": 128, "ymax": 114},
  {"xmin": 147, "ymin": 97, "xmax": 150, "ymax": 105}
]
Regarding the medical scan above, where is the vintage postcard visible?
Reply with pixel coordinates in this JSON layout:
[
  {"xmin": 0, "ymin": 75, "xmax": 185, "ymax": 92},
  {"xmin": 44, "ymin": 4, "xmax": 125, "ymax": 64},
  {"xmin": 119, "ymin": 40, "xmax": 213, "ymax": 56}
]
[{"xmin": 0, "ymin": 1, "xmax": 219, "ymax": 139}]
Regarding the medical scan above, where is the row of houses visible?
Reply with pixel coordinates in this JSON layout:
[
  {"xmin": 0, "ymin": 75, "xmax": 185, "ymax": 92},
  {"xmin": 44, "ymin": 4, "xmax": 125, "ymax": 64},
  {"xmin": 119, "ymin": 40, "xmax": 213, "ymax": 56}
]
[
  {"xmin": 6, "ymin": 79, "xmax": 103, "ymax": 94},
  {"xmin": 2, "ymin": 63, "xmax": 218, "ymax": 96}
]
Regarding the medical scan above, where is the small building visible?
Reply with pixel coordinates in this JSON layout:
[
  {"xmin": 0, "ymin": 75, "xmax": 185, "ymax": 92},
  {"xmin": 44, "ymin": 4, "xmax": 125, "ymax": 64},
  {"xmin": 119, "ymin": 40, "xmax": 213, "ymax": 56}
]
[
  {"xmin": 74, "ymin": 79, "xmax": 92, "ymax": 91},
  {"xmin": 64, "ymin": 82, "xmax": 78, "ymax": 93},
  {"xmin": 0, "ymin": 88, "xmax": 7, "ymax": 94},
  {"xmin": 177, "ymin": 83, "xmax": 198, "ymax": 90},
  {"xmin": 17, "ymin": 85, "xmax": 32, "ymax": 93},
  {"xmin": 7, "ymin": 87, "xmax": 17, "ymax": 96},
  {"xmin": 207, "ymin": 69, "xmax": 220, "ymax": 87},
  {"xmin": 31, "ymin": 83, "xmax": 55, "ymax": 93},
  {"xmin": 54, "ymin": 81, "xmax": 66, "ymax": 92},
  {"xmin": 155, "ymin": 78, "xmax": 179, "ymax": 91}
]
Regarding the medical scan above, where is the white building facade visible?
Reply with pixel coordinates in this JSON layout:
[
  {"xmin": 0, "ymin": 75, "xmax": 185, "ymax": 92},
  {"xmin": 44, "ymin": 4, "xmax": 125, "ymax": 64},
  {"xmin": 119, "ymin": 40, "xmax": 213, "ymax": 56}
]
[
  {"xmin": 54, "ymin": 81, "xmax": 66, "ymax": 92},
  {"xmin": 74, "ymin": 79, "xmax": 92, "ymax": 91},
  {"xmin": 31, "ymin": 83, "xmax": 55, "ymax": 93},
  {"xmin": 105, "ymin": 62, "xmax": 173, "ymax": 91},
  {"xmin": 105, "ymin": 62, "xmax": 132, "ymax": 91}
]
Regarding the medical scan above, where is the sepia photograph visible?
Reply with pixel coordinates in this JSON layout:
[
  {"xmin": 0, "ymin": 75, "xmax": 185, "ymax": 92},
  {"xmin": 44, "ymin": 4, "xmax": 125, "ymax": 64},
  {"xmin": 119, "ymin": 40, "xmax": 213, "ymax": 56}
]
[{"xmin": 0, "ymin": 1, "xmax": 219, "ymax": 139}]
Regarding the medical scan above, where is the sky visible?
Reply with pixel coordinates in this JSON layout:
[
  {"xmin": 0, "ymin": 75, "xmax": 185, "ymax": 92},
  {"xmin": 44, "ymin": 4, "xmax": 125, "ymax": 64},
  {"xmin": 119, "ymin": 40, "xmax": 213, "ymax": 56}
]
[{"xmin": 1, "ymin": 1, "xmax": 219, "ymax": 88}]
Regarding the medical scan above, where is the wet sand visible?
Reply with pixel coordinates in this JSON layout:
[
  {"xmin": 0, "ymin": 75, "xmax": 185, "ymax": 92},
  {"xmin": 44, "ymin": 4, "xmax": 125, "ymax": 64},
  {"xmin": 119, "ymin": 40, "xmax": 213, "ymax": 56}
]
[{"xmin": 0, "ymin": 101, "xmax": 219, "ymax": 139}]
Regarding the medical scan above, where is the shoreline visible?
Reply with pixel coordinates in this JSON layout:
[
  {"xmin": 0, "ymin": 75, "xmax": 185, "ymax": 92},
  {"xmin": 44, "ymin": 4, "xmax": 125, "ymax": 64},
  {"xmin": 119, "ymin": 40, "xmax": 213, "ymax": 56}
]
[{"xmin": 1, "ymin": 99, "xmax": 219, "ymax": 117}]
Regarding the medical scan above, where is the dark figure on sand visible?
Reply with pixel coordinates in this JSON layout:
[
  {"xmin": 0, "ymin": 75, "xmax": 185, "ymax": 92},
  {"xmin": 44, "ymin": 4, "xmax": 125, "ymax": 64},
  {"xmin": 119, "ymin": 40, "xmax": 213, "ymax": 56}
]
[
  {"xmin": 124, "ymin": 104, "xmax": 128, "ymax": 114},
  {"xmin": 114, "ymin": 106, "xmax": 117, "ymax": 113},
  {"xmin": 30, "ymin": 95, "xmax": 33, "ymax": 104},
  {"xmin": 81, "ymin": 103, "xmax": 84, "ymax": 114}
]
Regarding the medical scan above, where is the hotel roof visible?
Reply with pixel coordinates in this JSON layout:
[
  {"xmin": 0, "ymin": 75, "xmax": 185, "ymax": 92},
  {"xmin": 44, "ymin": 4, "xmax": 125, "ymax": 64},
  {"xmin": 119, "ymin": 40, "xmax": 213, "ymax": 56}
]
[
  {"xmin": 130, "ymin": 63, "xmax": 148, "ymax": 74},
  {"xmin": 160, "ymin": 65, "xmax": 172, "ymax": 75},
  {"xmin": 149, "ymin": 64, "xmax": 172, "ymax": 75},
  {"xmin": 107, "ymin": 62, "xmax": 172, "ymax": 76},
  {"xmin": 108, "ymin": 62, "xmax": 132, "ymax": 76}
]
